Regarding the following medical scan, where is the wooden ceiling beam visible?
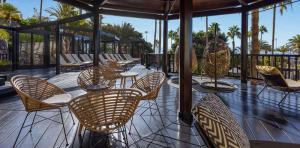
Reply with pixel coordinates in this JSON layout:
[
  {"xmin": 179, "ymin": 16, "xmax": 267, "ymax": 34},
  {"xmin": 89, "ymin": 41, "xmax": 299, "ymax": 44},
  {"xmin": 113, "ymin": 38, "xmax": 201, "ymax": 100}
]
[
  {"xmin": 246, "ymin": 0, "xmax": 287, "ymax": 11},
  {"xmin": 168, "ymin": 7, "xmax": 242, "ymax": 20},
  {"xmin": 98, "ymin": 8, "xmax": 164, "ymax": 20},
  {"xmin": 55, "ymin": 0, "xmax": 94, "ymax": 11},
  {"xmin": 17, "ymin": 13, "xmax": 93, "ymax": 31}
]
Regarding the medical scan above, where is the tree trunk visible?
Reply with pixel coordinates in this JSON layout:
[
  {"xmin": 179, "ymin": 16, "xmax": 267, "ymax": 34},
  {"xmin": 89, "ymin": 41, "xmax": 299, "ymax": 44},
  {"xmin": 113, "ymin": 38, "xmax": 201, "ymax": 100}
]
[
  {"xmin": 271, "ymin": 4, "xmax": 276, "ymax": 54},
  {"xmin": 153, "ymin": 20, "xmax": 157, "ymax": 53},
  {"xmin": 39, "ymin": 0, "xmax": 43, "ymax": 22},
  {"xmin": 205, "ymin": 16, "xmax": 209, "ymax": 48},
  {"xmin": 251, "ymin": 9, "xmax": 260, "ymax": 77}
]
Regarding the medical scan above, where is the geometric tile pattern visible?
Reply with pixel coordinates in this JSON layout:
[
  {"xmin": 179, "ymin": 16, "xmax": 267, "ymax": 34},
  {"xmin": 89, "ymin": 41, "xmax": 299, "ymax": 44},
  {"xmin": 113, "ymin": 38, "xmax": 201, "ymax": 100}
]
[{"xmin": 192, "ymin": 94, "xmax": 250, "ymax": 148}]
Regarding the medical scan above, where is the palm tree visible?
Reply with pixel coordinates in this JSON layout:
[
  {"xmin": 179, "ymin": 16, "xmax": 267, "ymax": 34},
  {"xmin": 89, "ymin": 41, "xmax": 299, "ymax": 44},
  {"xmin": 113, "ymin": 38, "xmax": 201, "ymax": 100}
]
[
  {"xmin": 46, "ymin": 3, "xmax": 78, "ymax": 20},
  {"xmin": 269, "ymin": 1, "xmax": 292, "ymax": 54},
  {"xmin": 227, "ymin": 25, "xmax": 241, "ymax": 55},
  {"xmin": 260, "ymin": 40, "xmax": 271, "ymax": 54},
  {"xmin": 251, "ymin": 9, "xmax": 260, "ymax": 77},
  {"xmin": 205, "ymin": 16, "xmax": 209, "ymax": 48},
  {"xmin": 277, "ymin": 45, "xmax": 289, "ymax": 54},
  {"xmin": 0, "ymin": 3, "xmax": 21, "ymax": 26},
  {"xmin": 259, "ymin": 25, "xmax": 268, "ymax": 51},
  {"xmin": 208, "ymin": 22, "xmax": 220, "ymax": 34},
  {"xmin": 46, "ymin": 3, "xmax": 79, "ymax": 53},
  {"xmin": 289, "ymin": 35, "xmax": 300, "ymax": 54},
  {"xmin": 39, "ymin": 0, "xmax": 43, "ymax": 22},
  {"xmin": 168, "ymin": 30, "xmax": 176, "ymax": 50}
]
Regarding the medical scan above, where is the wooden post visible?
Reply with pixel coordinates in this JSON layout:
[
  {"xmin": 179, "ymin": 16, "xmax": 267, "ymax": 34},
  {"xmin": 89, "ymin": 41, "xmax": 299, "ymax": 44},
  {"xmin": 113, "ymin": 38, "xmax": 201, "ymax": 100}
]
[
  {"xmin": 93, "ymin": 12, "xmax": 100, "ymax": 66},
  {"xmin": 44, "ymin": 34, "xmax": 50, "ymax": 67},
  {"xmin": 179, "ymin": 0, "xmax": 193, "ymax": 124},
  {"xmin": 12, "ymin": 31, "xmax": 19, "ymax": 70},
  {"xmin": 162, "ymin": 15, "xmax": 168, "ymax": 77},
  {"xmin": 241, "ymin": 7, "xmax": 248, "ymax": 83},
  {"xmin": 55, "ymin": 24, "xmax": 61, "ymax": 75},
  {"xmin": 30, "ymin": 33, "xmax": 34, "ymax": 66}
]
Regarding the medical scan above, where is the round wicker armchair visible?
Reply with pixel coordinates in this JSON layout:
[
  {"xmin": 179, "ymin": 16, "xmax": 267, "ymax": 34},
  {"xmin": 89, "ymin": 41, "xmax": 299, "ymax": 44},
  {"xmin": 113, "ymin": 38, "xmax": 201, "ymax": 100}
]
[
  {"xmin": 130, "ymin": 72, "xmax": 166, "ymax": 100},
  {"xmin": 174, "ymin": 46, "xmax": 198, "ymax": 72},
  {"xmin": 77, "ymin": 66, "xmax": 119, "ymax": 91},
  {"xmin": 11, "ymin": 75, "xmax": 67, "ymax": 112},
  {"xmin": 68, "ymin": 89, "xmax": 142, "ymax": 135},
  {"xmin": 10, "ymin": 75, "xmax": 73, "ymax": 147},
  {"xmin": 129, "ymin": 72, "xmax": 166, "ymax": 133}
]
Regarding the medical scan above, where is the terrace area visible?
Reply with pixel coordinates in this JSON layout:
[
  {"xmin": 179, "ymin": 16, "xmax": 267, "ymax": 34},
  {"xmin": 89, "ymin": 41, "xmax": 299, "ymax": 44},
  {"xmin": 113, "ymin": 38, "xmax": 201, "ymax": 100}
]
[{"xmin": 0, "ymin": 0, "xmax": 300, "ymax": 148}]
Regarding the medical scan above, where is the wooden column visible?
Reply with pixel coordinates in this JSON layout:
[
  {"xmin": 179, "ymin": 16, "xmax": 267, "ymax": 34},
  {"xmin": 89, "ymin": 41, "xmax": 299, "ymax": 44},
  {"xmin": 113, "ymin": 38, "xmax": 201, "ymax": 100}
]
[
  {"xmin": 30, "ymin": 33, "xmax": 34, "ymax": 66},
  {"xmin": 241, "ymin": 7, "xmax": 248, "ymax": 83},
  {"xmin": 44, "ymin": 34, "xmax": 50, "ymax": 67},
  {"xmin": 179, "ymin": 0, "xmax": 193, "ymax": 124},
  {"xmin": 93, "ymin": 12, "xmax": 100, "ymax": 66},
  {"xmin": 55, "ymin": 24, "xmax": 61, "ymax": 75},
  {"xmin": 162, "ymin": 15, "xmax": 168, "ymax": 77},
  {"xmin": 12, "ymin": 31, "xmax": 19, "ymax": 70}
]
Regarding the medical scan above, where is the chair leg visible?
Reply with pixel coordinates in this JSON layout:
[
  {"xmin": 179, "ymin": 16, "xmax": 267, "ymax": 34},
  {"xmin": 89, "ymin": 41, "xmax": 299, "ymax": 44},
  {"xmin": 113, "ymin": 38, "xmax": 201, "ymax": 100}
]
[
  {"xmin": 278, "ymin": 92, "xmax": 290, "ymax": 106},
  {"xmin": 29, "ymin": 111, "xmax": 37, "ymax": 132},
  {"xmin": 128, "ymin": 117, "xmax": 134, "ymax": 135},
  {"xmin": 69, "ymin": 108, "xmax": 75, "ymax": 125},
  {"xmin": 257, "ymin": 85, "xmax": 267, "ymax": 99},
  {"xmin": 13, "ymin": 112, "xmax": 30, "ymax": 148},
  {"xmin": 121, "ymin": 126, "xmax": 129, "ymax": 148},
  {"xmin": 148, "ymin": 101, "xmax": 153, "ymax": 115},
  {"xmin": 59, "ymin": 108, "xmax": 69, "ymax": 146},
  {"xmin": 154, "ymin": 100, "xmax": 165, "ymax": 127}
]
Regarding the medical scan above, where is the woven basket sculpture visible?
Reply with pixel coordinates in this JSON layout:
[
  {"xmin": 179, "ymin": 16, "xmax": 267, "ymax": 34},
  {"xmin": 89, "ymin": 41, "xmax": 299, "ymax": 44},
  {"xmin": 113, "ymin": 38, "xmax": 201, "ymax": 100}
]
[
  {"xmin": 77, "ymin": 66, "xmax": 119, "ymax": 91},
  {"xmin": 174, "ymin": 46, "xmax": 198, "ymax": 72},
  {"xmin": 203, "ymin": 39, "xmax": 231, "ymax": 79}
]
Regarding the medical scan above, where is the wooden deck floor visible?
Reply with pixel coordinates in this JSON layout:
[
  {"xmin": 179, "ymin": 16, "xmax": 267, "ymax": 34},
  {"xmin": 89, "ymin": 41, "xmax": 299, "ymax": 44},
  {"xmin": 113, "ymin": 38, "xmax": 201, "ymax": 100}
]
[{"xmin": 0, "ymin": 66, "xmax": 299, "ymax": 147}]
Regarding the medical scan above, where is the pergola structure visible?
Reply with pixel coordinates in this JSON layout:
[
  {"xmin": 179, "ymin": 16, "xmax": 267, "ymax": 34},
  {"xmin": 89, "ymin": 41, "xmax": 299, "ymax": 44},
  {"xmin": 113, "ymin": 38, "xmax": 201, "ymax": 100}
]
[{"xmin": 40, "ymin": 0, "xmax": 287, "ymax": 123}]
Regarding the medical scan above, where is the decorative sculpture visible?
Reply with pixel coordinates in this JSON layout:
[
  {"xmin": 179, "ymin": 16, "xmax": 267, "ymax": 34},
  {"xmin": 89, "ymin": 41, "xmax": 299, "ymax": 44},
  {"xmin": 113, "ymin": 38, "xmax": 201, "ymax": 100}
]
[
  {"xmin": 174, "ymin": 46, "xmax": 198, "ymax": 72},
  {"xmin": 203, "ymin": 39, "xmax": 231, "ymax": 79}
]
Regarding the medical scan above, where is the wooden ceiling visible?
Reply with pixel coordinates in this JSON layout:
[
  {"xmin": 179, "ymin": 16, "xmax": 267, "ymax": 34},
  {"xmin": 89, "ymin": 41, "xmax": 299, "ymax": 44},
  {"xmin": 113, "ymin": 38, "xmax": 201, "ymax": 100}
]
[{"xmin": 55, "ymin": 0, "xmax": 285, "ymax": 19}]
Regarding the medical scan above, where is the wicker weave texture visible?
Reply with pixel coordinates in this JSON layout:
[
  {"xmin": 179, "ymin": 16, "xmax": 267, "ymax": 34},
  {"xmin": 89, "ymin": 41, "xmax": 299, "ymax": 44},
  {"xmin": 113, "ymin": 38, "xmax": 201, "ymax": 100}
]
[
  {"xmin": 131, "ymin": 72, "xmax": 166, "ymax": 100},
  {"xmin": 68, "ymin": 89, "xmax": 142, "ymax": 133},
  {"xmin": 77, "ymin": 66, "xmax": 119, "ymax": 90},
  {"xmin": 10, "ymin": 75, "xmax": 65, "ymax": 112}
]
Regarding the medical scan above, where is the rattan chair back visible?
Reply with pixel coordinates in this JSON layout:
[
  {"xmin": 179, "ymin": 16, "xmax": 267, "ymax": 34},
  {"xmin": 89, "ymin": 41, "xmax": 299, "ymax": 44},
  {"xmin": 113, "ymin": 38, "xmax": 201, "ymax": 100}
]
[
  {"xmin": 68, "ymin": 89, "xmax": 142, "ymax": 133},
  {"xmin": 77, "ymin": 66, "xmax": 117, "ymax": 91},
  {"xmin": 131, "ymin": 72, "xmax": 166, "ymax": 100},
  {"xmin": 10, "ymin": 75, "xmax": 65, "ymax": 112}
]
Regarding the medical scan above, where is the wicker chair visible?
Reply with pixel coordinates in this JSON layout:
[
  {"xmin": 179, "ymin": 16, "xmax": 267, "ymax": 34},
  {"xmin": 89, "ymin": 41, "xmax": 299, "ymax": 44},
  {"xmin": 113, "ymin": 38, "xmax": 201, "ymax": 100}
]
[
  {"xmin": 77, "ymin": 66, "xmax": 119, "ymax": 91},
  {"xmin": 68, "ymin": 89, "xmax": 142, "ymax": 147},
  {"xmin": 129, "ymin": 72, "xmax": 166, "ymax": 133},
  {"xmin": 10, "ymin": 75, "xmax": 74, "ymax": 147}
]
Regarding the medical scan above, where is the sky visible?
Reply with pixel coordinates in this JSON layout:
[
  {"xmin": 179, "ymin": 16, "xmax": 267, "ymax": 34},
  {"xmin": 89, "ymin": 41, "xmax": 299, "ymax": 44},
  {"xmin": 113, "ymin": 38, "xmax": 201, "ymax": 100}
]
[{"xmin": 6, "ymin": 0, "xmax": 300, "ymax": 52}]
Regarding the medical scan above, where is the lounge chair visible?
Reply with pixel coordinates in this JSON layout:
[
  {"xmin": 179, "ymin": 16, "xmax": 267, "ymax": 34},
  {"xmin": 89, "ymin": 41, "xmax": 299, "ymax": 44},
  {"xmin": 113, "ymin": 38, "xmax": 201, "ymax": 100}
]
[
  {"xmin": 104, "ymin": 53, "xmax": 114, "ymax": 61},
  {"xmin": 256, "ymin": 65, "xmax": 300, "ymax": 105},
  {"xmin": 79, "ymin": 54, "xmax": 92, "ymax": 63},
  {"xmin": 99, "ymin": 54, "xmax": 108, "ymax": 64},
  {"xmin": 124, "ymin": 54, "xmax": 140, "ymax": 62},
  {"xmin": 192, "ymin": 94, "xmax": 300, "ymax": 148},
  {"xmin": 71, "ymin": 54, "xmax": 92, "ymax": 65},
  {"xmin": 60, "ymin": 55, "xmax": 83, "ymax": 71}
]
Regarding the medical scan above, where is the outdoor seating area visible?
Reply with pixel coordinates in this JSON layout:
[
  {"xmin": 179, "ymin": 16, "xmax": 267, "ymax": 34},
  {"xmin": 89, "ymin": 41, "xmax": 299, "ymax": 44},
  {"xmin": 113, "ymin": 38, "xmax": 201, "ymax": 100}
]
[{"xmin": 1, "ymin": 0, "xmax": 300, "ymax": 148}]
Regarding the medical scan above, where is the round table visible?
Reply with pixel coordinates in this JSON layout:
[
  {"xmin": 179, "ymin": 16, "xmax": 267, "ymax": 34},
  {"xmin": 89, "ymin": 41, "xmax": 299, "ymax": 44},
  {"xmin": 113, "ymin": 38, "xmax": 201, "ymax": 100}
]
[
  {"xmin": 86, "ymin": 84, "xmax": 110, "ymax": 92},
  {"xmin": 120, "ymin": 72, "xmax": 138, "ymax": 88}
]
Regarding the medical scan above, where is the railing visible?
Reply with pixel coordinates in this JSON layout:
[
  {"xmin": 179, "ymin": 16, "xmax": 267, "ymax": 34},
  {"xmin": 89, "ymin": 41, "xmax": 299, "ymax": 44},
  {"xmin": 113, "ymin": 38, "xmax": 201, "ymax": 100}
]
[{"xmin": 144, "ymin": 53, "xmax": 300, "ymax": 80}]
